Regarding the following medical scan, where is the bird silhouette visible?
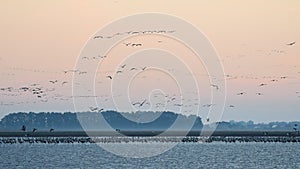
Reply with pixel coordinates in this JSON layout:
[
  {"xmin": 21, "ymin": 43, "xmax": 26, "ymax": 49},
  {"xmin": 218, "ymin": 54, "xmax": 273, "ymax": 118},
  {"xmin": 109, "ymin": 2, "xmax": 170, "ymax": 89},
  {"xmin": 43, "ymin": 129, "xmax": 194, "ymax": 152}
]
[
  {"xmin": 78, "ymin": 71, "xmax": 87, "ymax": 75},
  {"xmin": 229, "ymin": 105, "xmax": 235, "ymax": 108},
  {"xmin": 123, "ymin": 43, "xmax": 131, "ymax": 46},
  {"xmin": 89, "ymin": 106, "xmax": 104, "ymax": 112},
  {"xmin": 94, "ymin": 35, "xmax": 103, "ymax": 39},
  {"xmin": 132, "ymin": 99, "xmax": 147, "ymax": 107},
  {"xmin": 106, "ymin": 75, "xmax": 112, "ymax": 79},
  {"xmin": 286, "ymin": 42, "xmax": 296, "ymax": 46},
  {"xmin": 21, "ymin": 125, "xmax": 26, "ymax": 132},
  {"xmin": 89, "ymin": 106, "xmax": 98, "ymax": 111},
  {"xmin": 123, "ymin": 43, "xmax": 142, "ymax": 47},
  {"xmin": 203, "ymin": 104, "xmax": 214, "ymax": 107},
  {"xmin": 174, "ymin": 103, "xmax": 183, "ymax": 107},
  {"xmin": 32, "ymin": 128, "xmax": 37, "ymax": 132},
  {"xmin": 256, "ymin": 93, "xmax": 263, "ymax": 96},
  {"xmin": 62, "ymin": 81, "xmax": 68, "ymax": 86},
  {"xmin": 237, "ymin": 92, "xmax": 246, "ymax": 95},
  {"xmin": 50, "ymin": 128, "xmax": 54, "ymax": 132},
  {"xmin": 131, "ymin": 43, "xmax": 142, "ymax": 47},
  {"xmin": 19, "ymin": 87, "xmax": 29, "ymax": 92},
  {"xmin": 211, "ymin": 84, "xmax": 219, "ymax": 90},
  {"xmin": 98, "ymin": 55, "xmax": 107, "ymax": 59},
  {"xmin": 259, "ymin": 83, "xmax": 267, "ymax": 87},
  {"xmin": 170, "ymin": 97, "xmax": 176, "ymax": 101},
  {"xmin": 49, "ymin": 80, "xmax": 58, "ymax": 84}
]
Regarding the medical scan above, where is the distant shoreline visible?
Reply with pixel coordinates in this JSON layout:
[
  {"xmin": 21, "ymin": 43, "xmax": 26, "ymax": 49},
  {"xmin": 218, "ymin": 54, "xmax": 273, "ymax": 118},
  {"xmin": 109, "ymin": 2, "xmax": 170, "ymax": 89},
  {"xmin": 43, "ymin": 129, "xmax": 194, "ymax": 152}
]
[{"xmin": 0, "ymin": 130, "xmax": 299, "ymax": 137}]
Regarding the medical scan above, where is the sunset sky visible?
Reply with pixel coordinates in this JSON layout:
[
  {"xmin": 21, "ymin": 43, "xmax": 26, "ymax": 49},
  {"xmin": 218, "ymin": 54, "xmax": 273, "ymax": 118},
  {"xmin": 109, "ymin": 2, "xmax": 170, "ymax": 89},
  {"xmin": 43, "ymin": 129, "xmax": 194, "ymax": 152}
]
[{"xmin": 0, "ymin": 0, "xmax": 299, "ymax": 122}]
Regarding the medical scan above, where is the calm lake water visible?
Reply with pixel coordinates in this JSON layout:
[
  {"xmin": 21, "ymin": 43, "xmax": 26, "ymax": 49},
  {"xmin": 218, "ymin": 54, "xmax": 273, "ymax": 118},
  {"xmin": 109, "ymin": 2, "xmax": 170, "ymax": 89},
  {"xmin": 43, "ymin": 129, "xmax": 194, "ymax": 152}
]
[{"xmin": 0, "ymin": 142, "xmax": 299, "ymax": 168}]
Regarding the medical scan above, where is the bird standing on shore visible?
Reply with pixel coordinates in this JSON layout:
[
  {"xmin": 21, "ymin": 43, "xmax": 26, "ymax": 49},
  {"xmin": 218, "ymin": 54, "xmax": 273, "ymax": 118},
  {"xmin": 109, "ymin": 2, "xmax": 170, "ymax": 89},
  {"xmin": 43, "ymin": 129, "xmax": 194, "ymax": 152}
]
[{"xmin": 21, "ymin": 125, "xmax": 26, "ymax": 132}]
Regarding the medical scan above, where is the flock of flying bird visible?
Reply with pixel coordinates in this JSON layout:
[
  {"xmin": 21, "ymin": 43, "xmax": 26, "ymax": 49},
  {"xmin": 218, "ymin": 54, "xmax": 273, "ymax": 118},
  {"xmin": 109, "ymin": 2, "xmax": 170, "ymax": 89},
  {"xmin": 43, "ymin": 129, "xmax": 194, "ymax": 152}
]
[
  {"xmin": 104, "ymin": 64, "xmax": 147, "ymax": 80},
  {"xmin": 0, "ymin": 27, "xmax": 298, "ymax": 121},
  {"xmin": 93, "ymin": 30, "xmax": 175, "ymax": 39}
]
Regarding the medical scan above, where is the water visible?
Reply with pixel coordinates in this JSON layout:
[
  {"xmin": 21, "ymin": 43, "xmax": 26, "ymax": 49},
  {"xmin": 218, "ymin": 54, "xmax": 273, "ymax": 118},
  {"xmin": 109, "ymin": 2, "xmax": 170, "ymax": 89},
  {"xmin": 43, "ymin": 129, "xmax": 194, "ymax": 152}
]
[{"xmin": 0, "ymin": 142, "xmax": 299, "ymax": 168}]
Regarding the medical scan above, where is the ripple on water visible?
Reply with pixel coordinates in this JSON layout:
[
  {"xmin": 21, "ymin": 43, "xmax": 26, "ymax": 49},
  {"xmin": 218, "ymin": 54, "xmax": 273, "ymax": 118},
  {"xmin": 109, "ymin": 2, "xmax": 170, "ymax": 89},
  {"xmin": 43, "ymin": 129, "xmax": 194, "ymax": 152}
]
[{"xmin": 0, "ymin": 142, "xmax": 299, "ymax": 168}]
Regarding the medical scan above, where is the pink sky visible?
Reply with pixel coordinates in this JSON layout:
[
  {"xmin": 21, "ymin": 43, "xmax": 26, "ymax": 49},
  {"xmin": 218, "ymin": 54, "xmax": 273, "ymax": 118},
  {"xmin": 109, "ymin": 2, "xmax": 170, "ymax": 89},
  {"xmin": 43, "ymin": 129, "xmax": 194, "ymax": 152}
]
[{"xmin": 0, "ymin": 1, "xmax": 299, "ymax": 122}]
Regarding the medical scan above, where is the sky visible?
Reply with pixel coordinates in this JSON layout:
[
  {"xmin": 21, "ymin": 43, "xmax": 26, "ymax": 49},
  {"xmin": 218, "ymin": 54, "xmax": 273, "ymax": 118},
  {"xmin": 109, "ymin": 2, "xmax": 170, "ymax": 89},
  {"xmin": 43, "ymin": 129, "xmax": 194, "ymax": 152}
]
[{"xmin": 0, "ymin": 0, "xmax": 299, "ymax": 122}]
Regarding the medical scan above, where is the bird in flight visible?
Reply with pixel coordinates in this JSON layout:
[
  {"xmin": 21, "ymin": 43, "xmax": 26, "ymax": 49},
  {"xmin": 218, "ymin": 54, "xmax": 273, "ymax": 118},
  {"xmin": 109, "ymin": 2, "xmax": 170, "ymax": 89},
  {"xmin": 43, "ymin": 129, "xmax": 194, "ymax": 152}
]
[
  {"xmin": 259, "ymin": 83, "xmax": 267, "ymax": 87},
  {"xmin": 19, "ymin": 87, "xmax": 29, "ymax": 92},
  {"xmin": 174, "ymin": 103, "xmax": 183, "ymax": 107},
  {"xmin": 49, "ymin": 80, "xmax": 58, "ymax": 84},
  {"xmin": 94, "ymin": 35, "xmax": 103, "ymax": 39},
  {"xmin": 286, "ymin": 42, "xmax": 296, "ymax": 46},
  {"xmin": 31, "ymin": 83, "xmax": 39, "ymax": 86},
  {"xmin": 123, "ymin": 42, "xmax": 142, "ymax": 47},
  {"xmin": 89, "ymin": 106, "xmax": 104, "ymax": 112},
  {"xmin": 50, "ymin": 128, "xmax": 54, "ymax": 132},
  {"xmin": 202, "ymin": 104, "xmax": 214, "ymax": 107},
  {"xmin": 229, "ymin": 105, "xmax": 235, "ymax": 108},
  {"xmin": 132, "ymin": 99, "xmax": 147, "ymax": 107},
  {"xmin": 211, "ymin": 84, "xmax": 219, "ymax": 90},
  {"xmin": 63, "ymin": 69, "xmax": 79, "ymax": 74},
  {"xmin": 237, "ymin": 92, "xmax": 246, "ymax": 95},
  {"xmin": 170, "ymin": 97, "xmax": 176, "ymax": 101},
  {"xmin": 62, "ymin": 81, "xmax": 68, "ymax": 86},
  {"xmin": 256, "ymin": 93, "xmax": 263, "ymax": 96},
  {"xmin": 123, "ymin": 42, "xmax": 131, "ymax": 46},
  {"xmin": 132, "ymin": 43, "xmax": 142, "ymax": 47},
  {"xmin": 78, "ymin": 71, "xmax": 87, "ymax": 75},
  {"xmin": 106, "ymin": 75, "xmax": 112, "ymax": 80}
]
